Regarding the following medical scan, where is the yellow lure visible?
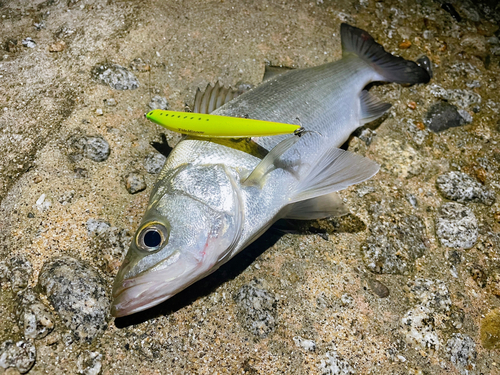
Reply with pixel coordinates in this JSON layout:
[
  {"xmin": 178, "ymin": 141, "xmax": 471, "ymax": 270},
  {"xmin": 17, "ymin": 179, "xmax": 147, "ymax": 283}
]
[{"xmin": 146, "ymin": 110, "xmax": 301, "ymax": 138}]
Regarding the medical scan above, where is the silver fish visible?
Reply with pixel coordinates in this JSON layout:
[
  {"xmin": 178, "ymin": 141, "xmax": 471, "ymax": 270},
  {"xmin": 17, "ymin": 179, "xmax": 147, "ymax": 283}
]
[{"xmin": 111, "ymin": 24, "xmax": 430, "ymax": 317}]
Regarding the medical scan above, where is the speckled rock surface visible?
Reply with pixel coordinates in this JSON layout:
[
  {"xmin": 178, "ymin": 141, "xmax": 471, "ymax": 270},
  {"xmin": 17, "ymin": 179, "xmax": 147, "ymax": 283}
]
[
  {"xmin": 37, "ymin": 257, "xmax": 110, "ymax": 343},
  {"xmin": 0, "ymin": 0, "xmax": 499, "ymax": 374}
]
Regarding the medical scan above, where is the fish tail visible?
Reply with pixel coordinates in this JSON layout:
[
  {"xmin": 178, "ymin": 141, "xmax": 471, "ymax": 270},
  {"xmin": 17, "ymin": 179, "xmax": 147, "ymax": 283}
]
[{"xmin": 341, "ymin": 23, "xmax": 430, "ymax": 85}]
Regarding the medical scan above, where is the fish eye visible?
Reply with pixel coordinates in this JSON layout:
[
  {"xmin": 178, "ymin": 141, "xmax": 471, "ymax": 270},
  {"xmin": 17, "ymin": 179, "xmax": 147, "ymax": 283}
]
[{"xmin": 136, "ymin": 223, "xmax": 169, "ymax": 252}]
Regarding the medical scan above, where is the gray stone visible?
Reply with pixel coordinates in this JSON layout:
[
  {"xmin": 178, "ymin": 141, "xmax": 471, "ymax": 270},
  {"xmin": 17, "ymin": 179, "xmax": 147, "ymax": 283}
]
[
  {"xmin": 37, "ymin": 256, "xmax": 110, "ymax": 343},
  {"xmin": 9, "ymin": 257, "xmax": 32, "ymax": 293},
  {"xmin": 144, "ymin": 152, "xmax": 166, "ymax": 174},
  {"xmin": 77, "ymin": 350, "xmax": 103, "ymax": 375},
  {"xmin": 361, "ymin": 215, "xmax": 427, "ymax": 274},
  {"xmin": 436, "ymin": 171, "xmax": 495, "ymax": 205},
  {"xmin": 69, "ymin": 135, "xmax": 110, "ymax": 162},
  {"xmin": 318, "ymin": 349, "xmax": 354, "ymax": 375},
  {"xmin": 0, "ymin": 340, "xmax": 36, "ymax": 374},
  {"xmin": 234, "ymin": 279, "xmax": 277, "ymax": 338},
  {"xmin": 436, "ymin": 202, "xmax": 478, "ymax": 249},
  {"xmin": 124, "ymin": 172, "xmax": 146, "ymax": 194},
  {"xmin": 447, "ymin": 334, "xmax": 477, "ymax": 375},
  {"xmin": 148, "ymin": 95, "xmax": 168, "ymax": 110},
  {"xmin": 91, "ymin": 63, "xmax": 139, "ymax": 90},
  {"xmin": 367, "ymin": 279, "xmax": 390, "ymax": 298},
  {"xmin": 17, "ymin": 289, "xmax": 55, "ymax": 340},
  {"xmin": 424, "ymin": 102, "xmax": 466, "ymax": 133}
]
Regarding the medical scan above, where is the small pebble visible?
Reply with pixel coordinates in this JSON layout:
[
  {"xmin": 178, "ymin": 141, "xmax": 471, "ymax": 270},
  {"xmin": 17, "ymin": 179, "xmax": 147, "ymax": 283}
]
[
  {"xmin": 447, "ymin": 334, "xmax": 477, "ymax": 374},
  {"xmin": 293, "ymin": 336, "xmax": 316, "ymax": 351},
  {"xmin": 95, "ymin": 108, "xmax": 103, "ymax": 116},
  {"xmin": 124, "ymin": 172, "xmax": 146, "ymax": 194},
  {"xmin": 69, "ymin": 135, "xmax": 110, "ymax": 162},
  {"xmin": 21, "ymin": 38, "xmax": 36, "ymax": 48},
  {"xmin": 17, "ymin": 293, "xmax": 55, "ymax": 340},
  {"xmin": 9, "ymin": 257, "xmax": 32, "ymax": 293},
  {"xmin": 77, "ymin": 350, "xmax": 103, "ymax": 375},
  {"xmin": 148, "ymin": 95, "xmax": 168, "ymax": 110},
  {"xmin": 104, "ymin": 98, "xmax": 116, "ymax": 106},
  {"xmin": 33, "ymin": 176, "xmax": 42, "ymax": 184},
  {"xmin": 129, "ymin": 58, "xmax": 150, "ymax": 72},
  {"xmin": 144, "ymin": 152, "xmax": 167, "ymax": 174},
  {"xmin": 234, "ymin": 279, "xmax": 277, "ymax": 338},
  {"xmin": 399, "ymin": 40, "xmax": 411, "ymax": 49},
  {"xmin": 436, "ymin": 202, "xmax": 478, "ymax": 249},
  {"xmin": 407, "ymin": 101, "xmax": 417, "ymax": 110},
  {"xmin": 91, "ymin": 63, "xmax": 139, "ymax": 90},
  {"xmin": 48, "ymin": 41, "xmax": 65, "ymax": 52},
  {"xmin": 367, "ymin": 278, "xmax": 390, "ymax": 298},
  {"xmin": 0, "ymin": 340, "xmax": 36, "ymax": 374}
]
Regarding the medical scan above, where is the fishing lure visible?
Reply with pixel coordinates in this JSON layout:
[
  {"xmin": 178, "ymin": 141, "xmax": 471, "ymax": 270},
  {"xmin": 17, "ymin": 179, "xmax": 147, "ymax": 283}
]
[{"xmin": 146, "ymin": 109, "xmax": 301, "ymax": 138}]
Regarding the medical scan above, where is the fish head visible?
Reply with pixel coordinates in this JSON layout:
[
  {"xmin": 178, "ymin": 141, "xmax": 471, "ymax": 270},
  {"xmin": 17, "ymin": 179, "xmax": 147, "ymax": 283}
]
[{"xmin": 111, "ymin": 164, "xmax": 243, "ymax": 317}]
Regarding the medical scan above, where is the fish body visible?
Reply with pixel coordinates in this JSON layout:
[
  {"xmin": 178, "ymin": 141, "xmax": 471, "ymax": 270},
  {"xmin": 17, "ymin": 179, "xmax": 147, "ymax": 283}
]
[{"xmin": 112, "ymin": 24, "xmax": 430, "ymax": 317}]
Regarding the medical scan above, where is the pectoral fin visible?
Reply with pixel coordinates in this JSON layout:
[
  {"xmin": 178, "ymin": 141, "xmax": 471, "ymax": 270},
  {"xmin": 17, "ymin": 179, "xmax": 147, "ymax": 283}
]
[
  {"xmin": 283, "ymin": 192, "xmax": 348, "ymax": 220},
  {"xmin": 193, "ymin": 81, "xmax": 242, "ymax": 114},
  {"xmin": 360, "ymin": 90, "xmax": 391, "ymax": 124},
  {"xmin": 243, "ymin": 132, "xmax": 302, "ymax": 186},
  {"xmin": 291, "ymin": 148, "xmax": 379, "ymax": 204}
]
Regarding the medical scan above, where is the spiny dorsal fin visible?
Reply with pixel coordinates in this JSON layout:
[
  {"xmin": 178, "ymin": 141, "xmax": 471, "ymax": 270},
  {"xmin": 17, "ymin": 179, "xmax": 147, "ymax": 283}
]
[
  {"xmin": 193, "ymin": 81, "xmax": 241, "ymax": 114},
  {"xmin": 340, "ymin": 23, "xmax": 430, "ymax": 85},
  {"xmin": 359, "ymin": 90, "xmax": 391, "ymax": 124}
]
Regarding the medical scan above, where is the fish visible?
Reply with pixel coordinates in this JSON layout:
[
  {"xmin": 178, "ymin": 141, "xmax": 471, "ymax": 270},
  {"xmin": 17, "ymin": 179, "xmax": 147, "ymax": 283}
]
[{"xmin": 111, "ymin": 23, "xmax": 430, "ymax": 317}]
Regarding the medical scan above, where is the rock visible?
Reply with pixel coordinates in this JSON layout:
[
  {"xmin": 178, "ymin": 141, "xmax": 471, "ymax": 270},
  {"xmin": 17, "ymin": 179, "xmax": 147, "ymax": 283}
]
[
  {"xmin": 234, "ymin": 279, "xmax": 277, "ymax": 338},
  {"xmin": 124, "ymin": 172, "xmax": 146, "ymax": 194},
  {"xmin": 293, "ymin": 336, "xmax": 316, "ymax": 352},
  {"xmin": 76, "ymin": 351, "xmax": 103, "ymax": 375},
  {"xmin": 436, "ymin": 171, "xmax": 495, "ymax": 205},
  {"xmin": 37, "ymin": 256, "xmax": 110, "ymax": 343},
  {"xmin": 436, "ymin": 202, "xmax": 478, "ymax": 249},
  {"xmin": 424, "ymin": 102, "xmax": 466, "ymax": 133},
  {"xmin": 367, "ymin": 279, "xmax": 390, "ymax": 298},
  {"xmin": 69, "ymin": 135, "xmax": 110, "ymax": 162},
  {"xmin": 0, "ymin": 261, "xmax": 11, "ymax": 285},
  {"xmin": 91, "ymin": 63, "xmax": 139, "ymax": 90},
  {"xmin": 428, "ymin": 85, "xmax": 481, "ymax": 109},
  {"xmin": 21, "ymin": 38, "xmax": 36, "ymax": 48},
  {"xmin": 0, "ymin": 340, "xmax": 36, "ymax": 374},
  {"xmin": 148, "ymin": 95, "xmax": 168, "ymax": 110},
  {"xmin": 361, "ymin": 214, "xmax": 427, "ymax": 274},
  {"xmin": 9, "ymin": 257, "xmax": 32, "ymax": 293},
  {"xmin": 447, "ymin": 334, "xmax": 477, "ymax": 375},
  {"xmin": 401, "ymin": 306, "xmax": 440, "ymax": 351},
  {"xmin": 48, "ymin": 41, "xmax": 65, "ymax": 52},
  {"xmin": 86, "ymin": 219, "xmax": 111, "ymax": 236},
  {"xmin": 480, "ymin": 308, "xmax": 500, "ymax": 350},
  {"xmin": 318, "ymin": 348, "xmax": 354, "ymax": 375},
  {"xmin": 17, "ymin": 289, "xmax": 55, "ymax": 340},
  {"xmin": 144, "ymin": 152, "xmax": 166, "ymax": 174},
  {"xmin": 373, "ymin": 137, "xmax": 422, "ymax": 178},
  {"xmin": 407, "ymin": 278, "xmax": 451, "ymax": 314},
  {"xmin": 104, "ymin": 98, "xmax": 116, "ymax": 106}
]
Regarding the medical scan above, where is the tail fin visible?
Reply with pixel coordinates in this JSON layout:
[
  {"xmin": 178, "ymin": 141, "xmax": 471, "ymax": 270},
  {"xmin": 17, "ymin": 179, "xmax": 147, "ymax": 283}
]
[{"xmin": 341, "ymin": 23, "xmax": 430, "ymax": 85}]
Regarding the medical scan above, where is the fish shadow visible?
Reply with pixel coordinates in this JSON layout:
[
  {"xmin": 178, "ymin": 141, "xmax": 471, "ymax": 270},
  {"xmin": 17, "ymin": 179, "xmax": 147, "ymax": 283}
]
[{"xmin": 114, "ymin": 225, "xmax": 284, "ymax": 327}]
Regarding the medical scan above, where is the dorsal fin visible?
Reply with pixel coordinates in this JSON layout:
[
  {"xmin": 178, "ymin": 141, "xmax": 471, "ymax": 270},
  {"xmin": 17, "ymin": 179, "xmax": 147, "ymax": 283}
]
[{"xmin": 193, "ymin": 81, "xmax": 241, "ymax": 114}]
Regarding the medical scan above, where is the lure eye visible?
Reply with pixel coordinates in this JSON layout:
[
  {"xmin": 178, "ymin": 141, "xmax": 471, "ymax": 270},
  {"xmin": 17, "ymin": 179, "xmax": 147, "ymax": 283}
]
[{"xmin": 136, "ymin": 223, "xmax": 169, "ymax": 252}]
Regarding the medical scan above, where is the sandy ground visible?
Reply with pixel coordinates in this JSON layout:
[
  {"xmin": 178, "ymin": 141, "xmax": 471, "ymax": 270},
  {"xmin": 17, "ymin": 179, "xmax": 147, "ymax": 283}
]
[{"xmin": 1, "ymin": 0, "xmax": 500, "ymax": 373}]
